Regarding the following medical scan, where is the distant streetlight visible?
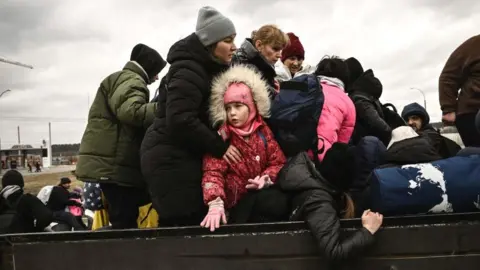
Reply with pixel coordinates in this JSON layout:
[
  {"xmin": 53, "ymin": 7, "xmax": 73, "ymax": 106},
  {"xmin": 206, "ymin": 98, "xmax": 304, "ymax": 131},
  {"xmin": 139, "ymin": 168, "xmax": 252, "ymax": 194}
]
[
  {"xmin": 0, "ymin": 90, "xmax": 5, "ymax": 174},
  {"xmin": 410, "ymin": 87, "xmax": 427, "ymax": 110},
  {"xmin": 0, "ymin": 89, "xmax": 11, "ymax": 98}
]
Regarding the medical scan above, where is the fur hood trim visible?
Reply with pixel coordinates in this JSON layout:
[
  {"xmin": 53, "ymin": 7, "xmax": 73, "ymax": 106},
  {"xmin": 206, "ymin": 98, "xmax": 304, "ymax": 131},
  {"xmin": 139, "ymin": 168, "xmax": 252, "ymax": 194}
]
[{"xmin": 210, "ymin": 64, "xmax": 271, "ymax": 127}]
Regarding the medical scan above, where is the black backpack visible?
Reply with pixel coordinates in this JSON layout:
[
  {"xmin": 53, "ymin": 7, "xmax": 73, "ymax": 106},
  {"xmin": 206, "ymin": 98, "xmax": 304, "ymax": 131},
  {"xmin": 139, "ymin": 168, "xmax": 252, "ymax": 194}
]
[
  {"xmin": 382, "ymin": 103, "xmax": 407, "ymax": 130},
  {"xmin": 0, "ymin": 195, "xmax": 23, "ymax": 234},
  {"xmin": 268, "ymin": 74, "xmax": 324, "ymax": 161},
  {"xmin": 151, "ymin": 75, "xmax": 168, "ymax": 103}
]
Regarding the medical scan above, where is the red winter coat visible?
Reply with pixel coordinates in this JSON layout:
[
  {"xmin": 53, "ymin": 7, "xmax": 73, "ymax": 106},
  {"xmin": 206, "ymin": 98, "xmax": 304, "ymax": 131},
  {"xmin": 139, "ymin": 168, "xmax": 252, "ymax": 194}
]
[{"xmin": 202, "ymin": 122, "xmax": 286, "ymax": 209}]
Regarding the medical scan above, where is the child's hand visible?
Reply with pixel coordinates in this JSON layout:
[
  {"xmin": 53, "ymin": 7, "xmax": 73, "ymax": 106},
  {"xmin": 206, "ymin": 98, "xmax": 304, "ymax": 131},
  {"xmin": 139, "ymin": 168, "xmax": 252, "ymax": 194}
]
[
  {"xmin": 246, "ymin": 175, "xmax": 273, "ymax": 190},
  {"xmin": 200, "ymin": 198, "xmax": 227, "ymax": 232}
]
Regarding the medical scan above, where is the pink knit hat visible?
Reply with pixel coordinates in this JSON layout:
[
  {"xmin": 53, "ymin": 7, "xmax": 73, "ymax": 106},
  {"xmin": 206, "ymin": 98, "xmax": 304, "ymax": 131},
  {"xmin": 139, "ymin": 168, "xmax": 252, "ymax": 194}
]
[{"xmin": 224, "ymin": 82, "xmax": 257, "ymax": 126}]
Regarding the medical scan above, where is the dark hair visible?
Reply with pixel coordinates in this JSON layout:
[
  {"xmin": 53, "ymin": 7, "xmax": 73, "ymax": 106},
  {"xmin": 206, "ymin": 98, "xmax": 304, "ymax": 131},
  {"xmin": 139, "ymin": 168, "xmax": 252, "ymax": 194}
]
[
  {"xmin": 315, "ymin": 56, "xmax": 350, "ymax": 86},
  {"xmin": 1, "ymin": 170, "xmax": 24, "ymax": 188},
  {"xmin": 59, "ymin": 177, "xmax": 71, "ymax": 186}
]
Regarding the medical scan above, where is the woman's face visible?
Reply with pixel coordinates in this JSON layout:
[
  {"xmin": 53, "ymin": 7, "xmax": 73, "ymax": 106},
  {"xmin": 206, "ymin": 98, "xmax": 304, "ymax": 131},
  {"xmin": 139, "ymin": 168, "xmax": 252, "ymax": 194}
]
[
  {"xmin": 284, "ymin": 56, "xmax": 304, "ymax": 75},
  {"xmin": 226, "ymin": 102, "xmax": 249, "ymax": 127},
  {"xmin": 256, "ymin": 40, "xmax": 283, "ymax": 65},
  {"xmin": 213, "ymin": 35, "xmax": 237, "ymax": 64}
]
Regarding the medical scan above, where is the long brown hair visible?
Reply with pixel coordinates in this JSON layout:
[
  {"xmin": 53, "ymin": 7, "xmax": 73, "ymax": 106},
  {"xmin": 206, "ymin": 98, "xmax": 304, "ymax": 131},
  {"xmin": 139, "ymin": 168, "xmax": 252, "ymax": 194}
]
[{"xmin": 343, "ymin": 193, "xmax": 355, "ymax": 219}]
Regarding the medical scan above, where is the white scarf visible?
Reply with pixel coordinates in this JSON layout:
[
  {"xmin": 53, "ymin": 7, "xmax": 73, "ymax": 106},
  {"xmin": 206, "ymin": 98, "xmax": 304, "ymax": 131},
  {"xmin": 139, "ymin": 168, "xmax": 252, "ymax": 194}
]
[{"xmin": 0, "ymin": 185, "xmax": 22, "ymax": 200}]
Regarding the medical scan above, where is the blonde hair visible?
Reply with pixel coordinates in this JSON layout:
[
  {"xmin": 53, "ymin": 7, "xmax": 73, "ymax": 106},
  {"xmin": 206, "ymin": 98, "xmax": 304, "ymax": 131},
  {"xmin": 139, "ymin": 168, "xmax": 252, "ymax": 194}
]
[
  {"xmin": 343, "ymin": 193, "xmax": 355, "ymax": 219},
  {"xmin": 251, "ymin": 24, "xmax": 289, "ymax": 49}
]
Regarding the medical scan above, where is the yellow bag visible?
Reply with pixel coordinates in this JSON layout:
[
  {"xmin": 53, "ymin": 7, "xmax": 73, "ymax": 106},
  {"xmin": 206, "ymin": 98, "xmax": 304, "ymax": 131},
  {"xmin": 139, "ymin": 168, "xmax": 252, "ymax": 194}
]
[
  {"xmin": 91, "ymin": 192, "xmax": 158, "ymax": 229},
  {"xmin": 92, "ymin": 209, "xmax": 110, "ymax": 230},
  {"xmin": 137, "ymin": 203, "xmax": 158, "ymax": 228}
]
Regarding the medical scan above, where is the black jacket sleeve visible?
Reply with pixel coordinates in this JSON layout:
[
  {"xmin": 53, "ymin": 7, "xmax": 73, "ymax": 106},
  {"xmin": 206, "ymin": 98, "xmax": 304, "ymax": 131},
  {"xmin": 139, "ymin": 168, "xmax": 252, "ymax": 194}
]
[
  {"xmin": 166, "ymin": 68, "xmax": 228, "ymax": 158},
  {"xmin": 25, "ymin": 195, "xmax": 53, "ymax": 231},
  {"xmin": 302, "ymin": 190, "xmax": 376, "ymax": 263},
  {"xmin": 48, "ymin": 187, "xmax": 72, "ymax": 211},
  {"xmin": 352, "ymin": 95, "xmax": 392, "ymax": 144},
  {"xmin": 421, "ymin": 128, "xmax": 460, "ymax": 158}
]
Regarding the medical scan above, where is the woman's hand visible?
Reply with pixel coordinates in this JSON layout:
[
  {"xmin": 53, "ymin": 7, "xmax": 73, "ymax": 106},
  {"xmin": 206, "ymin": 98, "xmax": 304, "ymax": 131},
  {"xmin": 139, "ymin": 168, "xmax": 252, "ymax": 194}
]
[
  {"xmin": 223, "ymin": 145, "xmax": 242, "ymax": 164},
  {"xmin": 361, "ymin": 209, "xmax": 383, "ymax": 235}
]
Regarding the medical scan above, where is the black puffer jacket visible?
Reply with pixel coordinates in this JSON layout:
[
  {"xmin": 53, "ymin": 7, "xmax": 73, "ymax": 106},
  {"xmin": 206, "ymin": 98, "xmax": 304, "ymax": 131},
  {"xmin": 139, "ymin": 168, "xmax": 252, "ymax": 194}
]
[
  {"xmin": 279, "ymin": 152, "xmax": 375, "ymax": 264},
  {"xmin": 0, "ymin": 190, "xmax": 53, "ymax": 234},
  {"xmin": 383, "ymin": 136, "xmax": 442, "ymax": 167},
  {"xmin": 232, "ymin": 39, "xmax": 277, "ymax": 99},
  {"xmin": 140, "ymin": 33, "xmax": 229, "ymax": 223},
  {"xmin": 421, "ymin": 126, "xmax": 461, "ymax": 159},
  {"xmin": 47, "ymin": 186, "xmax": 82, "ymax": 212},
  {"xmin": 349, "ymin": 70, "xmax": 391, "ymax": 145}
]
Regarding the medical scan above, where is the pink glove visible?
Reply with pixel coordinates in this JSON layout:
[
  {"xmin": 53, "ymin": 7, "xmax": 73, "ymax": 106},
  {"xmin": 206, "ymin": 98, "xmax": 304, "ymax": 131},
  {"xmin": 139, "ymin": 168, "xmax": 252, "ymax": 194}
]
[
  {"xmin": 200, "ymin": 197, "xmax": 227, "ymax": 232},
  {"xmin": 246, "ymin": 175, "xmax": 273, "ymax": 190}
]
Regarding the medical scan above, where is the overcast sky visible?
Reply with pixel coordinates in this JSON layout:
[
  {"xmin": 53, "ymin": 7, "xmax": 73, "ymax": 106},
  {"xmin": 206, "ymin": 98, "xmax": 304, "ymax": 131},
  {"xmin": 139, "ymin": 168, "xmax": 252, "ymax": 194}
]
[{"xmin": 0, "ymin": 0, "xmax": 479, "ymax": 148}]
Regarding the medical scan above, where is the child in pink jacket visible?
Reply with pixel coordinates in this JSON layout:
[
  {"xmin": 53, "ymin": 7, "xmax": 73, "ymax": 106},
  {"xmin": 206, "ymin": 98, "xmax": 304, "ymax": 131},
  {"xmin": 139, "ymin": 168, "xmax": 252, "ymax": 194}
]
[
  {"xmin": 201, "ymin": 65, "xmax": 287, "ymax": 232},
  {"xmin": 314, "ymin": 57, "xmax": 356, "ymax": 161}
]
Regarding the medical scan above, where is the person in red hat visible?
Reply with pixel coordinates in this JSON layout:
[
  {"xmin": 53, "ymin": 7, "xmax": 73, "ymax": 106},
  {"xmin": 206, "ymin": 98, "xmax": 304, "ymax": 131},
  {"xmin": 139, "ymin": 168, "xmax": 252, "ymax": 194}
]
[{"xmin": 275, "ymin": 32, "xmax": 315, "ymax": 82}]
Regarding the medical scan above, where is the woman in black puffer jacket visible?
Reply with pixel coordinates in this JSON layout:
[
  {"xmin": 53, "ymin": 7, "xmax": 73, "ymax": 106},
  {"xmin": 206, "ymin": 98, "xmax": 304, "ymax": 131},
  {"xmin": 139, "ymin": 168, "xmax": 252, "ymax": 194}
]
[
  {"xmin": 141, "ymin": 6, "xmax": 241, "ymax": 226},
  {"xmin": 279, "ymin": 143, "xmax": 383, "ymax": 266}
]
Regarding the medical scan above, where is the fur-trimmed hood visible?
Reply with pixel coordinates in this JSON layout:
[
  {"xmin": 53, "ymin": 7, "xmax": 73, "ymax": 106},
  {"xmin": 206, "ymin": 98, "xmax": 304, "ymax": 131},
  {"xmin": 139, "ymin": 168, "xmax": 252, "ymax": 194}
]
[{"xmin": 210, "ymin": 65, "xmax": 271, "ymax": 127}]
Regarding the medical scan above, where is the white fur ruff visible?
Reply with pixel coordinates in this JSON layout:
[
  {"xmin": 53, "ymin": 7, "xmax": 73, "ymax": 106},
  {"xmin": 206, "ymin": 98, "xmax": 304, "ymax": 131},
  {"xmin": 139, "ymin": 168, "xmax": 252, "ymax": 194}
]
[{"xmin": 210, "ymin": 64, "xmax": 271, "ymax": 127}]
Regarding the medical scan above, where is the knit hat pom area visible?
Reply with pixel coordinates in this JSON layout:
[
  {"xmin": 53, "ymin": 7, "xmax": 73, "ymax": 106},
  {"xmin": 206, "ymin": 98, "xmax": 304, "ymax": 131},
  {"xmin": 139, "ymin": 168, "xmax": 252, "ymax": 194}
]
[
  {"xmin": 281, "ymin": 32, "xmax": 305, "ymax": 62},
  {"xmin": 195, "ymin": 6, "xmax": 236, "ymax": 46}
]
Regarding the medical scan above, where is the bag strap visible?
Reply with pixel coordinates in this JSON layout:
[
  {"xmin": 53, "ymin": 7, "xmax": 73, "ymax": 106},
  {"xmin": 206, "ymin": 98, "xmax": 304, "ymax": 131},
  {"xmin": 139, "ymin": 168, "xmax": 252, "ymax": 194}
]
[
  {"xmin": 140, "ymin": 204, "xmax": 153, "ymax": 225},
  {"xmin": 311, "ymin": 75, "xmax": 322, "ymax": 168},
  {"xmin": 257, "ymin": 130, "xmax": 267, "ymax": 149},
  {"xmin": 382, "ymin": 103, "xmax": 398, "ymax": 113}
]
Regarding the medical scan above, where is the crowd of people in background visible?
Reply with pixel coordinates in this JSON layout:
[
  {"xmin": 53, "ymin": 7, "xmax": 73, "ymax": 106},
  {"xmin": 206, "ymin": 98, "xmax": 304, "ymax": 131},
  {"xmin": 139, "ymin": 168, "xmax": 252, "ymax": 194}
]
[{"xmin": 1, "ymin": 5, "xmax": 479, "ymax": 266}]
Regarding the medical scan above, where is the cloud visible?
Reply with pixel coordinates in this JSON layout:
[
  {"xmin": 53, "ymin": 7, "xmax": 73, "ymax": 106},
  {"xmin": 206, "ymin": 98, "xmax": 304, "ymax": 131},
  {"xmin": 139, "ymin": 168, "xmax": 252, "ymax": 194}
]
[{"xmin": 1, "ymin": 0, "xmax": 479, "ymax": 148}]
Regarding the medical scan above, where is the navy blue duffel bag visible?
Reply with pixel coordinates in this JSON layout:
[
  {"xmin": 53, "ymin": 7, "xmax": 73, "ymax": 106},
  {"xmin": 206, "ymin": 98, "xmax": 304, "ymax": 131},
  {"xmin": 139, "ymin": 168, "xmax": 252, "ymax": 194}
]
[{"xmin": 370, "ymin": 155, "xmax": 480, "ymax": 216}]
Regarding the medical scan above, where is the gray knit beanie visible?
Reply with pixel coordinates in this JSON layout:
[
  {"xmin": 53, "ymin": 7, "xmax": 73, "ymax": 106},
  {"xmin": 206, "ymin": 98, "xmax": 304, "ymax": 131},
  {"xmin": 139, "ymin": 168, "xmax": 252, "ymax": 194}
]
[{"xmin": 195, "ymin": 6, "xmax": 236, "ymax": 47}]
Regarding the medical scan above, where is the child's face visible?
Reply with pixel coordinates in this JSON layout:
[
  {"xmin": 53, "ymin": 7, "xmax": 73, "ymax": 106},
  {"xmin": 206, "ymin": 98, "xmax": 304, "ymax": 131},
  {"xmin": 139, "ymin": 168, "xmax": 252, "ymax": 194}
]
[{"xmin": 226, "ymin": 102, "xmax": 249, "ymax": 127}]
